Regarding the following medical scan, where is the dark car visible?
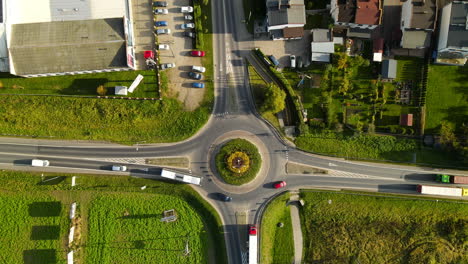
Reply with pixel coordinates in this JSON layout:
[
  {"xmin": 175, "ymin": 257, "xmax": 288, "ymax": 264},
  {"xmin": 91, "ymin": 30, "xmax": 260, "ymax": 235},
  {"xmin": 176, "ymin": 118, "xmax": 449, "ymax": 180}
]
[
  {"xmin": 192, "ymin": 82, "xmax": 205, "ymax": 88},
  {"xmin": 188, "ymin": 72, "xmax": 202, "ymax": 80},
  {"xmin": 273, "ymin": 181, "xmax": 287, "ymax": 189},
  {"xmin": 217, "ymin": 193, "xmax": 232, "ymax": 202},
  {"xmin": 154, "ymin": 21, "xmax": 168, "ymax": 27},
  {"xmin": 153, "ymin": 1, "xmax": 167, "ymax": 7},
  {"xmin": 184, "ymin": 31, "xmax": 196, "ymax": 38}
]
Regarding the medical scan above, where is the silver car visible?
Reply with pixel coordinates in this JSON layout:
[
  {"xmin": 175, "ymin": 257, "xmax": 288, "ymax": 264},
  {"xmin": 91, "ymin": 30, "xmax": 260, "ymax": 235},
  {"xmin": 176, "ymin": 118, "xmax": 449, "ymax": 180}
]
[
  {"xmin": 155, "ymin": 28, "xmax": 171, "ymax": 35},
  {"xmin": 160, "ymin": 63, "xmax": 175, "ymax": 70}
]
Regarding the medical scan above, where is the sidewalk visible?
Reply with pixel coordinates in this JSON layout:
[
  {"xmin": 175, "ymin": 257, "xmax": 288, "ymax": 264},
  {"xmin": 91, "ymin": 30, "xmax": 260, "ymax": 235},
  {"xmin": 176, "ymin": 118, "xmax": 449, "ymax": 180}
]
[{"xmin": 289, "ymin": 193, "xmax": 303, "ymax": 264}]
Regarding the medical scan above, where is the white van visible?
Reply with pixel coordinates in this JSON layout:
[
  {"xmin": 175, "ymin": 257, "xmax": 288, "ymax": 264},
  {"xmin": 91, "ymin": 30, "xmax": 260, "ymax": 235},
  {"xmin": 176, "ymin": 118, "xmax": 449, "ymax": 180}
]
[
  {"xmin": 112, "ymin": 165, "xmax": 127, "ymax": 172},
  {"xmin": 32, "ymin": 159, "xmax": 50, "ymax": 167}
]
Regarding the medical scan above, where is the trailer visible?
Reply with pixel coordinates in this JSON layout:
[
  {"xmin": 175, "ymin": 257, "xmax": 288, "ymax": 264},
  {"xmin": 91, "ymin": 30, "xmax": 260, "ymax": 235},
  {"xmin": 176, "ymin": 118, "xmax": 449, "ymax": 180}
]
[
  {"xmin": 436, "ymin": 174, "xmax": 468, "ymax": 184},
  {"xmin": 416, "ymin": 185, "xmax": 468, "ymax": 197},
  {"xmin": 248, "ymin": 225, "xmax": 258, "ymax": 264},
  {"xmin": 160, "ymin": 169, "xmax": 201, "ymax": 186}
]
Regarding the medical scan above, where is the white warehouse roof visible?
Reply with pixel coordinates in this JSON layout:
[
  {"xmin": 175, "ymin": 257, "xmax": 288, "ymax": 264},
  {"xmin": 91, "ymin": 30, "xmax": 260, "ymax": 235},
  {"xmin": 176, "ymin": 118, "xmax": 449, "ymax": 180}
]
[{"xmin": 5, "ymin": 0, "xmax": 127, "ymax": 24}]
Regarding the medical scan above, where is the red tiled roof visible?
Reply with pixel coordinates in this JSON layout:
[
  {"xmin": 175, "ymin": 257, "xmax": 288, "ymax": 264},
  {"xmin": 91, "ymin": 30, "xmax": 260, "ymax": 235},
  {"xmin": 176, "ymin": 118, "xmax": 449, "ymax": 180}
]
[{"xmin": 355, "ymin": 0, "xmax": 382, "ymax": 25}]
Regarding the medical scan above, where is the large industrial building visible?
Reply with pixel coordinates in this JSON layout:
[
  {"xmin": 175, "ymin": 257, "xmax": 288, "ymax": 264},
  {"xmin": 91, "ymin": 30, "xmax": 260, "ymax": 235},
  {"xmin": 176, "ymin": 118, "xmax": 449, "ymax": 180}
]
[{"xmin": 0, "ymin": 0, "xmax": 136, "ymax": 77}]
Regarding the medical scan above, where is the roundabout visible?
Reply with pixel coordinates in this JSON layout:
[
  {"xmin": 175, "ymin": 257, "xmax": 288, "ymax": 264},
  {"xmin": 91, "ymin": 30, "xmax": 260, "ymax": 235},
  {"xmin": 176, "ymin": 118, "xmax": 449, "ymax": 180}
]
[{"xmin": 215, "ymin": 138, "xmax": 261, "ymax": 185}]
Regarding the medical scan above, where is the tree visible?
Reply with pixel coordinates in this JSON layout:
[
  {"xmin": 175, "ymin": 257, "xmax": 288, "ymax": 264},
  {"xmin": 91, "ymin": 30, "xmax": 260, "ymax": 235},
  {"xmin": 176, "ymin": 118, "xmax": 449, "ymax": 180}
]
[
  {"xmin": 439, "ymin": 121, "xmax": 457, "ymax": 149},
  {"xmin": 96, "ymin": 85, "xmax": 107, "ymax": 96},
  {"xmin": 335, "ymin": 53, "xmax": 348, "ymax": 70},
  {"xmin": 338, "ymin": 77, "xmax": 351, "ymax": 94},
  {"xmin": 262, "ymin": 84, "xmax": 286, "ymax": 114}
]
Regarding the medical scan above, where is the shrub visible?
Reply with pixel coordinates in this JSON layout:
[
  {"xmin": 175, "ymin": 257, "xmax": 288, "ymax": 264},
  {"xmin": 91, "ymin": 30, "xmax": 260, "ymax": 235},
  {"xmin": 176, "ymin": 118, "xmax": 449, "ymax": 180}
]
[
  {"xmin": 215, "ymin": 139, "xmax": 262, "ymax": 185},
  {"xmin": 96, "ymin": 85, "xmax": 107, "ymax": 95}
]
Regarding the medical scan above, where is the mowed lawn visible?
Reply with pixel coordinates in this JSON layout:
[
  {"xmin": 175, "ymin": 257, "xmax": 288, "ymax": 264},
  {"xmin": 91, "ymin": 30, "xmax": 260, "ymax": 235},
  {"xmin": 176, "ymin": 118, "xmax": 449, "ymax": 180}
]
[
  {"xmin": 84, "ymin": 193, "xmax": 207, "ymax": 264},
  {"xmin": 300, "ymin": 191, "xmax": 468, "ymax": 263},
  {"xmin": 425, "ymin": 65, "xmax": 468, "ymax": 133},
  {"xmin": 261, "ymin": 193, "xmax": 294, "ymax": 264},
  {"xmin": 0, "ymin": 71, "xmax": 158, "ymax": 98},
  {"xmin": 0, "ymin": 171, "xmax": 225, "ymax": 264}
]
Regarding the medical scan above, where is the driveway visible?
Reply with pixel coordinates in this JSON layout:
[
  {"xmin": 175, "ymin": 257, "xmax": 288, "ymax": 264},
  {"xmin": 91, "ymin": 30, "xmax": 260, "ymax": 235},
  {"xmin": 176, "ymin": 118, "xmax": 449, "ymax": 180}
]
[
  {"xmin": 253, "ymin": 31, "xmax": 312, "ymax": 69},
  {"xmin": 156, "ymin": 0, "xmax": 205, "ymax": 110}
]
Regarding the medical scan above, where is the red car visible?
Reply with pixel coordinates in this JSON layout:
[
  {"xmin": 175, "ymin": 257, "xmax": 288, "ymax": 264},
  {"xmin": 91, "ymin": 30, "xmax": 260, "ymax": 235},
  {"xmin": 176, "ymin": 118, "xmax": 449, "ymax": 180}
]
[
  {"xmin": 191, "ymin": 50, "xmax": 206, "ymax": 57},
  {"xmin": 249, "ymin": 225, "xmax": 257, "ymax": 235},
  {"xmin": 273, "ymin": 181, "xmax": 287, "ymax": 189}
]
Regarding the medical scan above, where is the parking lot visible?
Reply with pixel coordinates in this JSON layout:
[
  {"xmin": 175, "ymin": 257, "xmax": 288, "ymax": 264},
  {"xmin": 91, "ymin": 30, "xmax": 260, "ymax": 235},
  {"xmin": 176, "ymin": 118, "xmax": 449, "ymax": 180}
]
[
  {"xmin": 253, "ymin": 31, "xmax": 313, "ymax": 69},
  {"xmin": 154, "ymin": 0, "xmax": 206, "ymax": 109}
]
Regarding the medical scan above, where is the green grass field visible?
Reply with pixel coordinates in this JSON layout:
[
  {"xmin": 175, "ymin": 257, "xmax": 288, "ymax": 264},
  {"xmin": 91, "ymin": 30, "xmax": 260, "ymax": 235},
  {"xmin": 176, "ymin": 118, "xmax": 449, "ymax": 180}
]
[
  {"xmin": 0, "ymin": 171, "xmax": 226, "ymax": 264},
  {"xmin": 0, "ymin": 96, "xmax": 210, "ymax": 142},
  {"xmin": 425, "ymin": 65, "xmax": 468, "ymax": 133},
  {"xmin": 300, "ymin": 190, "xmax": 468, "ymax": 263},
  {"xmin": 295, "ymin": 131, "xmax": 466, "ymax": 167},
  {"xmin": 261, "ymin": 193, "xmax": 294, "ymax": 264},
  {"xmin": 0, "ymin": 71, "xmax": 158, "ymax": 98}
]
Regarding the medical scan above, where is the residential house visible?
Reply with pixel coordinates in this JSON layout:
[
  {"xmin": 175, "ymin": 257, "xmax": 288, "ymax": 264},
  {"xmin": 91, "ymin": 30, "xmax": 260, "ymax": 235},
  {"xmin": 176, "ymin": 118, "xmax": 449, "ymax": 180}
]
[
  {"xmin": 311, "ymin": 29, "xmax": 335, "ymax": 62},
  {"xmin": 266, "ymin": 0, "xmax": 306, "ymax": 40},
  {"xmin": 330, "ymin": 0, "xmax": 383, "ymax": 37},
  {"xmin": 435, "ymin": 1, "xmax": 468, "ymax": 66},
  {"xmin": 399, "ymin": 0, "xmax": 437, "ymax": 56}
]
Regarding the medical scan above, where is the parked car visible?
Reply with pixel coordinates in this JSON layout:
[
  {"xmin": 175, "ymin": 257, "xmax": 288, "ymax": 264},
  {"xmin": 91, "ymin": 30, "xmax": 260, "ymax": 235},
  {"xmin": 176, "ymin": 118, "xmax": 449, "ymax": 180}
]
[
  {"xmin": 158, "ymin": 44, "xmax": 170, "ymax": 50},
  {"xmin": 184, "ymin": 15, "xmax": 193, "ymax": 20},
  {"xmin": 155, "ymin": 28, "xmax": 171, "ymax": 35},
  {"xmin": 188, "ymin": 72, "xmax": 202, "ymax": 80},
  {"xmin": 192, "ymin": 82, "xmax": 205, "ymax": 88},
  {"xmin": 191, "ymin": 50, "xmax": 206, "ymax": 57},
  {"xmin": 181, "ymin": 23, "xmax": 195, "ymax": 29},
  {"xmin": 216, "ymin": 193, "xmax": 232, "ymax": 202},
  {"xmin": 192, "ymin": 65, "xmax": 206, "ymax": 73},
  {"xmin": 273, "ymin": 181, "xmax": 287, "ymax": 189},
  {"xmin": 290, "ymin": 55, "xmax": 296, "ymax": 68},
  {"xmin": 269, "ymin": 55, "xmax": 279, "ymax": 67},
  {"xmin": 112, "ymin": 165, "xmax": 127, "ymax": 171},
  {"xmin": 154, "ymin": 9, "xmax": 168, "ymax": 15},
  {"xmin": 153, "ymin": 1, "xmax": 167, "ymax": 7},
  {"xmin": 184, "ymin": 31, "xmax": 196, "ymax": 38},
  {"xmin": 160, "ymin": 62, "xmax": 175, "ymax": 70},
  {"xmin": 297, "ymin": 56, "xmax": 303, "ymax": 68},
  {"xmin": 154, "ymin": 21, "xmax": 168, "ymax": 27},
  {"xmin": 180, "ymin": 6, "xmax": 193, "ymax": 13}
]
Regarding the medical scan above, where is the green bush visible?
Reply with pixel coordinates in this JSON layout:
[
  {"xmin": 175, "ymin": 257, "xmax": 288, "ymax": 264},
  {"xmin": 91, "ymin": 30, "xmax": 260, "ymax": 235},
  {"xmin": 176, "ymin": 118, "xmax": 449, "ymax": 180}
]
[{"xmin": 215, "ymin": 139, "xmax": 262, "ymax": 185}]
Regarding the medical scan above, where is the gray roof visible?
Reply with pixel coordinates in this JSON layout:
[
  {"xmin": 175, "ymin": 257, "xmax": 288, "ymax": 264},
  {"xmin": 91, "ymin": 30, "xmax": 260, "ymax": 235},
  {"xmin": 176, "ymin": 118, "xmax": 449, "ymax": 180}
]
[
  {"xmin": 312, "ymin": 29, "xmax": 332, "ymax": 42},
  {"xmin": 382, "ymin": 59, "xmax": 397, "ymax": 79},
  {"xmin": 267, "ymin": 0, "xmax": 306, "ymax": 26},
  {"xmin": 347, "ymin": 27, "xmax": 372, "ymax": 38},
  {"xmin": 447, "ymin": 2, "xmax": 468, "ymax": 48},
  {"xmin": 410, "ymin": 0, "xmax": 437, "ymax": 29},
  {"xmin": 402, "ymin": 30, "xmax": 431, "ymax": 48},
  {"xmin": 9, "ymin": 18, "xmax": 127, "ymax": 76}
]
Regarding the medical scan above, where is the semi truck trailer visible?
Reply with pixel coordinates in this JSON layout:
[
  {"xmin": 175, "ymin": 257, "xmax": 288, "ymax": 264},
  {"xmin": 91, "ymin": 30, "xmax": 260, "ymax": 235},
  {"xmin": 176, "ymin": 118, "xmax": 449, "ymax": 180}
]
[
  {"xmin": 436, "ymin": 174, "xmax": 468, "ymax": 184},
  {"xmin": 248, "ymin": 225, "xmax": 258, "ymax": 264},
  {"xmin": 417, "ymin": 185, "xmax": 468, "ymax": 197}
]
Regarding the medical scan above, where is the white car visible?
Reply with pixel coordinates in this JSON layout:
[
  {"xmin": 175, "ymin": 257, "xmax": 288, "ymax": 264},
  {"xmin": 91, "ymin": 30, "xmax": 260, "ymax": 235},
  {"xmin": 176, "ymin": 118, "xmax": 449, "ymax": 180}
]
[
  {"xmin": 192, "ymin": 65, "xmax": 206, "ymax": 73},
  {"xmin": 181, "ymin": 23, "xmax": 195, "ymax": 29},
  {"xmin": 112, "ymin": 165, "xmax": 127, "ymax": 171},
  {"xmin": 154, "ymin": 9, "xmax": 168, "ymax": 15},
  {"xmin": 158, "ymin": 44, "xmax": 170, "ymax": 50},
  {"xmin": 31, "ymin": 159, "xmax": 50, "ymax": 167},
  {"xmin": 180, "ymin": 6, "xmax": 193, "ymax": 13},
  {"xmin": 160, "ymin": 63, "xmax": 176, "ymax": 70}
]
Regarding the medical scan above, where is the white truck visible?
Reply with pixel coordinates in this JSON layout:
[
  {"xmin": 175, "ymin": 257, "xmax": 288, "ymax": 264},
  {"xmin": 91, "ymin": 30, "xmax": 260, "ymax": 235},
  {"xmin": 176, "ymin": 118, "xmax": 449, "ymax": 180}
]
[
  {"xmin": 248, "ymin": 225, "xmax": 258, "ymax": 264},
  {"xmin": 160, "ymin": 169, "xmax": 201, "ymax": 185},
  {"xmin": 31, "ymin": 159, "xmax": 50, "ymax": 167},
  {"xmin": 417, "ymin": 185, "xmax": 466, "ymax": 197}
]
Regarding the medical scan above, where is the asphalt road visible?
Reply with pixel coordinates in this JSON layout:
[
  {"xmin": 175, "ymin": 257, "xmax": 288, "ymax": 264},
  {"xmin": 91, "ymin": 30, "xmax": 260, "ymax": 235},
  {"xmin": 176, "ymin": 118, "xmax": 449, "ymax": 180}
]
[{"xmin": 1, "ymin": 0, "xmax": 468, "ymax": 264}]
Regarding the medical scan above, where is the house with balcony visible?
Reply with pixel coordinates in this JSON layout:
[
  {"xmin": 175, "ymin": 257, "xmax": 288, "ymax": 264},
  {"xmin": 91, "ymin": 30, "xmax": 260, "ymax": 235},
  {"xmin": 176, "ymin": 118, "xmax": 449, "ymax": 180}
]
[
  {"xmin": 435, "ymin": 1, "xmax": 468, "ymax": 66},
  {"xmin": 330, "ymin": 0, "xmax": 383, "ymax": 38}
]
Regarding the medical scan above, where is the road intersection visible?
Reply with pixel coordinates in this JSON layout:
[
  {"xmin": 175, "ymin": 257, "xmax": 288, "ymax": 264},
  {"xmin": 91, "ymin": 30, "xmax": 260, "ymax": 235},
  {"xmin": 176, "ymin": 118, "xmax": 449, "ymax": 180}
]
[{"xmin": 0, "ymin": 0, "xmax": 467, "ymax": 263}]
